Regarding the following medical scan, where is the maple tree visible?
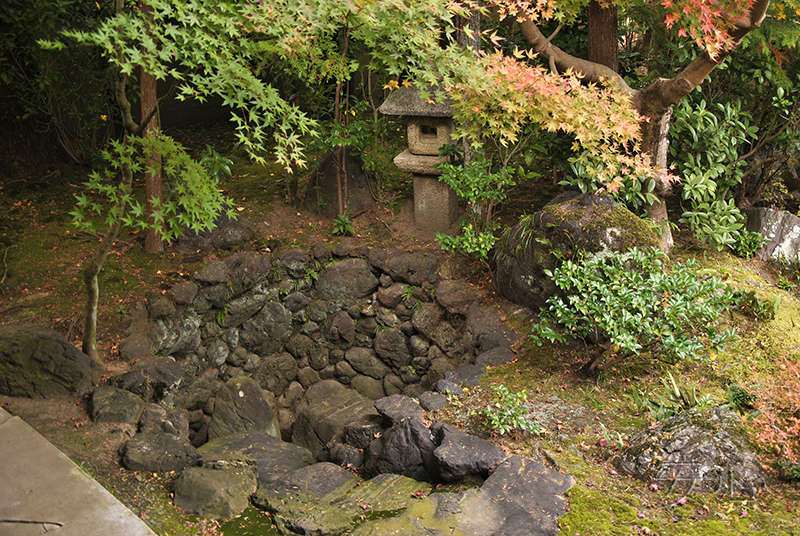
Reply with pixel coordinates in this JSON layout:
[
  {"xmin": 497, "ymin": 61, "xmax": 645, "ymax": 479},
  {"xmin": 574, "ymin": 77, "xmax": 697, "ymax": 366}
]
[{"xmin": 491, "ymin": 0, "xmax": 797, "ymax": 250}]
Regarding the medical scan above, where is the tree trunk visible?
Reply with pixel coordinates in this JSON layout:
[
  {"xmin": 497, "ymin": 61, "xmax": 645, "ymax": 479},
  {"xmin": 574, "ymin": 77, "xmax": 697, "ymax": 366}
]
[
  {"xmin": 82, "ymin": 160, "xmax": 131, "ymax": 362},
  {"xmin": 141, "ymin": 1, "xmax": 163, "ymax": 254},
  {"xmin": 588, "ymin": 1, "xmax": 618, "ymax": 73}
]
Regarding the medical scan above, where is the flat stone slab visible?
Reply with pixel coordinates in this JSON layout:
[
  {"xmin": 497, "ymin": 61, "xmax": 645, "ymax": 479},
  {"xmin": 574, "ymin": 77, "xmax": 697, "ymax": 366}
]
[{"xmin": 0, "ymin": 407, "xmax": 156, "ymax": 536}]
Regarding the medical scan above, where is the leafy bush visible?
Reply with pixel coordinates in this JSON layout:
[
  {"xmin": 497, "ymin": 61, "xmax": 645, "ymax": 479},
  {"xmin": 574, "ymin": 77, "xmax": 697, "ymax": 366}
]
[
  {"xmin": 730, "ymin": 289, "xmax": 780, "ymax": 321},
  {"xmin": 482, "ymin": 385, "xmax": 538, "ymax": 437},
  {"xmin": 435, "ymin": 156, "xmax": 517, "ymax": 266},
  {"xmin": 531, "ymin": 247, "xmax": 738, "ymax": 375}
]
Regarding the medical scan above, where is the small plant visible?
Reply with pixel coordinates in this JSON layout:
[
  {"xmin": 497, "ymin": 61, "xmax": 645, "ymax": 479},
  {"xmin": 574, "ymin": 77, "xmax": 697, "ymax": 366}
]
[
  {"xmin": 215, "ymin": 304, "xmax": 231, "ymax": 326},
  {"xmin": 732, "ymin": 230, "xmax": 764, "ymax": 260},
  {"xmin": 730, "ymin": 289, "xmax": 780, "ymax": 321},
  {"xmin": 482, "ymin": 385, "xmax": 538, "ymax": 437},
  {"xmin": 531, "ymin": 247, "xmax": 738, "ymax": 376},
  {"xmin": 776, "ymin": 274, "xmax": 796, "ymax": 291},
  {"xmin": 599, "ymin": 423, "xmax": 624, "ymax": 451},
  {"xmin": 400, "ymin": 285, "xmax": 416, "ymax": 301},
  {"xmin": 726, "ymin": 383, "xmax": 758, "ymax": 414},
  {"xmin": 628, "ymin": 373, "xmax": 715, "ymax": 421},
  {"xmin": 332, "ymin": 212, "xmax": 355, "ymax": 236},
  {"xmin": 200, "ymin": 145, "xmax": 235, "ymax": 183},
  {"xmin": 268, "ymin": 267, "xmax": 286, "ymax": 282}
]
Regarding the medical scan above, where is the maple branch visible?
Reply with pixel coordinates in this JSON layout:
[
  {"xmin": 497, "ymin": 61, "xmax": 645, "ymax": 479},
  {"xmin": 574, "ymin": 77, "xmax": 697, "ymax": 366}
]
[{"xmin": 518, "ymin": 19, "xmax": 634, "ymax": 95}]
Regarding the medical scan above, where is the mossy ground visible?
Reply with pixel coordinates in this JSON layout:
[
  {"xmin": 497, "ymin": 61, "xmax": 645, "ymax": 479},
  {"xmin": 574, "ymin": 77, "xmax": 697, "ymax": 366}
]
[{"xmin": 2, "ymin": 122, "xmax": 800, "ymax": 535}]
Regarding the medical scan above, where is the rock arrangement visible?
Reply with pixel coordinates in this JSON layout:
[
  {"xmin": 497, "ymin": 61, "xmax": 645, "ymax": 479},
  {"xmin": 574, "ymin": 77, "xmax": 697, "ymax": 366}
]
[{"xmin": 87, "ymin": 242, "xmax": 577, "ymax": 534}]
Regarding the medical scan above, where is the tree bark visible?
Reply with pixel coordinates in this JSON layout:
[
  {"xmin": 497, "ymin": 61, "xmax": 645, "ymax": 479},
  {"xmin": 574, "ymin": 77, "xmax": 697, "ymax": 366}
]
[
  {"xmin": 517, "ymin": 0, "xmax": 770, "ymax": 252},
  {"xmin": 588, "ymin": 1, "xmax": 618, "ymax": 73},
  {"xmin": 141, "ymin": 66, "xmax": 163, "ymax": 254}
]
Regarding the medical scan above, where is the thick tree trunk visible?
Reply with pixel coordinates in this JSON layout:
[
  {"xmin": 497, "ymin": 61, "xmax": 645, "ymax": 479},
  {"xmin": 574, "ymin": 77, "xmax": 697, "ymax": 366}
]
[{"xmin": 588, "ymin": 1, "xmax": 618, "ymax": 73}]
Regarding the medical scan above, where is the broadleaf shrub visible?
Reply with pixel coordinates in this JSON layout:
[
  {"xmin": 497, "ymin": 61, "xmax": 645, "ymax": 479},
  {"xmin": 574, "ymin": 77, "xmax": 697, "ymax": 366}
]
[{"xmin": 531, "ymin": 247, "xmax": 738, "ymax": 375}]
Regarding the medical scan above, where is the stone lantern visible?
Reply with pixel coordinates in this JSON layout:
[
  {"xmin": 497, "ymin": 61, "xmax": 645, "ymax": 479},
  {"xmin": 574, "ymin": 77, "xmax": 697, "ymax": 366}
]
[{"xmin": 378, "ymin": 87, "xmax": 458, "ymax": 232}]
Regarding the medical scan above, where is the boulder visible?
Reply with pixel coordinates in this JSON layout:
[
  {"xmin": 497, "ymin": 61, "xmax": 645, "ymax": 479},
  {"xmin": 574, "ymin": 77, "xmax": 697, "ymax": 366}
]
[
  {"xmin": 239, "ymin": 302, "xmax": 293, "ymax": 356},
  {"xmin": 346, "ymin": 347, "xmax": 391, "ymax": 380},
  {"xmin": 119, "ymin": 431, "xmax": 200, "ymax": 473},
  {"xmin": 374, "ymin": 394, "xmax": 424, "ymax": 425},
  {"xmin": 120, "ymin": 356, "xmax": 182, "ymax": 402},
  {"xmin": 323, "ymin": 311, "xmax": 357, "ymax": 348},
  {"xmin": 200, "ymin": 431, "xmax": 315, "ymax": 488},
  {"xmin": 253, "ymin": 351, "xmax": 299, "ymax": 396},
  {"xmin": 617, "ymin": 407, "xmax": 769, "ymax": 495},
  {"xmin": 350, "ymin": 374, "xmax": 386, "ymax": 400},
  {"xmin": 173, "ymin": 462, "xmax": 257, "ymax": 519},
  {"xmin": 314, "ymin": 258, "xmax": 379, "ymax": 300},
  {"xmin": 474, "ymin": 346, "xmax": 516, "ymax": 369},
  {"xmin": 91, "ymin": 385, "xmax": 145, "ymax": 424},
  {"xmin": 433, "ymin": 423, "xmax": 506, "ymax": 482},
  {"xmin": 373, "ymin": 328, "xmax": 412, "ymax": 369},
  {"xmin": 748, "ymin": 207, "xmax": 800, "ymax": 262},
  {"xmin": 418, "ymin": 391, "xmax": 446, "ymax": 411},
  {"xmin": 252, "ymin": 462, "xmax": 360, "ymax": 536},
  {"xmin": 385, "ymin": 252, "xmax": 439, "ymax": 286},
  {"xmin": 366, "ymin": 417, "xmax": 437, "ymax": 481},
  {"xmin": 224, "ymin": 251, "xmax": 273, "ymax": 296},
  {"xmin": 496, "ymin": 192, "xmax": 659, "ymax": 310},
  {"xmin": 152, "ymin": 313, "xmax": 202, "ymax": 356},
  {"xmin": 0, "ymin": 323, "xmax": 102, "ymax": 398},
  {"xmin": 293, "ymin": 380, "xmax": 384, "ymax": 460},
  {"xmin": 208, "ymin": 374, "xmax": 280, "ymax": 441}
]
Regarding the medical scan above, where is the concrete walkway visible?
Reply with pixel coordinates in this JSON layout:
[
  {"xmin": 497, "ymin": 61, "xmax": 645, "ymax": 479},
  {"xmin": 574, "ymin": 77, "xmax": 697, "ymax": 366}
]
[{"xmin": 0, "ymin": 407, "xmax": 157, "ymax": 536}]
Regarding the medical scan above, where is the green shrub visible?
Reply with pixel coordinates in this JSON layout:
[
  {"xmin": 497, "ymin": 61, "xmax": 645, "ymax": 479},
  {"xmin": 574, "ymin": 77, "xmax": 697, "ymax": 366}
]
[
  {"xmin": 531, "ymin": 247, "xmax": 738, "ymax": 375},
  {"xmin": 732, "ymin": 230, "xmax": 764, "ymax": 260}
]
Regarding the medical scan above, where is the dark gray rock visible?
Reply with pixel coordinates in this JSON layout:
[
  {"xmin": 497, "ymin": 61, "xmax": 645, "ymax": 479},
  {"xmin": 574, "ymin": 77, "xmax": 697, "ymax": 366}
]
[
  {"xmin": 374, "ymin": 328, "xmax": 412, "ymax": 368},
  {"xmin": 284, "ymin": 291, "xmax": 311, "ymax": 312},
  {"xmin": 419, "ymin": 391, "xmax": 446, "ymax": 411},
  {"xmin": 147, "ymin": 295, "xmax": 176, "ymax": 319},
  {"xmin": 119, "ymin": 431, "xmax": 200, "ymax": 473},
  {"xmin": 475, "ymin": 346, "xmax": 516, "ymax": 369},
  {"xmin": 239, "ymin": 301, "xmax": 293, "ymax": 356},
  {"xmin": 139, "ymin": 405, "xmax": 190, "ymax": 437},
  {"xmin": 252, "ymin": 462, "xmax": 360, "ymax": 536},
  {"xmin": 314, "ymin": 258, "xmax": 379, "ymax": 300},
  {"xmin": 253, "ymin": 352, "xmax": 299, "ymax": 396},
  {"xmin": 454, "ymin": 363, "xmax": 486, "ymax": 386},
  {"xmin": 434, "ymin": 280, "xmax": 480, "ymax": 315},
  {"xmin": 434, "ymin": 379, "xmax": 462, "ymax": 395},
  {"xmin": 433, "ymin": 423, "xmax": 506, "ymax": 481},
  {"xmin": 200, "ymin": 430, "xmax": 315, "ymax": 488},
  {"xmin": 0, "ymin": 323, "xmax": 102, "ymax": 398},
  {"xmin": 385, "ymin": 252, "xmax": 439, "ymax": 286},
  {"xmin": 92, "ymin": 385, "xmax": 145, "ymax": 424},
  {"xmin": 351, "ymin": 374, "xmax": 386, "ymax": 400},
  {"xmin": 173, "ymin": 463, "xmax": 257, "ymax": 519},
  {"xmin": 152, "ymin": 313, "xmax": 202, "ymax": 356},
  {"xmin": 224, "ymin": 251, "xmax": 272, "ymax": 296},
  {"xmin": 293, "ymin": 380, "xmax": 383, "ymax": 460},
  {"xmin": 170, "ymin": 281, "xmax": 199, "ymax": 305},
  {"xmin": 121, "ymin": 356, "xmax": 182, "ymax": 402},
  {"xmin": 297, "ymin": 366, "xmax": 321, "ymax": 388},
  {"xmin": 374, "ymin": 394, "xmax": 424, "ymax": 424},
  {"xmin": 220, "ymin": 293, "xmax": 269, "ymax": 328},
  {"xmin": 328, "ymin": 442, "xmax": 364, "ymax": 469},
  {"xmin": 346, "ymin": 347, "xmax": 391, "ymax": 380},
  {"xmin": 411, "ymin": 303, "xmax": 445, "ymax": 340},
  {"xmin": 194, "ymin": 261, "xmax": 228, "ymax": 284},
  {"xmin": 366, "ymin": 417, "xmax": 437, "ymax": 481},
  {"xmin": 377, "ymin": 283, "xmax": 410, "ymax": 309},
  {"xmin": 322, "ymin": 310, "xmax": 356, "ymax": 348},
  {"xmin": 618, "ymin": 407, "xmax": 769, "ymax": 495},
  {"xmin": 208, "ymin": 374, "xmax": 279, "ymax": 441},
  {"xmin": 497, "ymin": 192, "xmax": 659, "ymax": 310}
]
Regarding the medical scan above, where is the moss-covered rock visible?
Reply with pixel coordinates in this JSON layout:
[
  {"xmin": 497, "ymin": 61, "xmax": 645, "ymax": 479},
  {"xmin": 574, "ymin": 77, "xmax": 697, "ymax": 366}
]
[{"xmin": 497, "ymin": 192, "xmax": 659, "ymax": 311}]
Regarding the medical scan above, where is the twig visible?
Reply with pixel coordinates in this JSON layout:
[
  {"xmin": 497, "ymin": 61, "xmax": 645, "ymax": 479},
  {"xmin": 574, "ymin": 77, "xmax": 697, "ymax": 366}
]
[{"xmin": 0, "ymin": 246, "xmax": 12, "ymax": 285}]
